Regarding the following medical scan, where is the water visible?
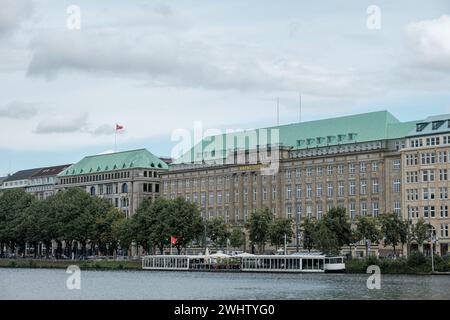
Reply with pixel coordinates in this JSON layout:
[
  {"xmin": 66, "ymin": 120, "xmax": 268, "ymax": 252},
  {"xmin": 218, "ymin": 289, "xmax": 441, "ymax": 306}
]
[{"xmin": 1, "ymin": 268, "xmax": 449, "ymax": 300}]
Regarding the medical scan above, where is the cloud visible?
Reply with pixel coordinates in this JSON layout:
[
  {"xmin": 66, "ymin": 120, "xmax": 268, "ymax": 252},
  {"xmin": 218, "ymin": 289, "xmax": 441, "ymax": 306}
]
[
  {"xmin": 0, "ymin": 0, "xmax": 33, "ymax": 36},
  {"xmin": 0, "ymin": 101, "xmax": 38, "ymax": 119},
  {"xmin": 406, "ymin": 15, "xmax": 450, "ymax": 73},
  {"xmin": 91, "ymin": 124, "xmax": 125, "ymax": 136},
  {"xmin": 34, "ymin": 113, "xmax": 89, "ymax": 134}
]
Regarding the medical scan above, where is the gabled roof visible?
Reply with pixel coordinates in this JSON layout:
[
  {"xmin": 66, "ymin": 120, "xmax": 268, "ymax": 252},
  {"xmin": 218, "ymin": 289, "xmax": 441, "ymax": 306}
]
[
  {"xmin": 0, "ymin": 177, "xmax": 6, "ymax": 184},
  {"xmin": 173, "ymin": 110, "xmax": 417, "ymax": 164},
  {"xmin": 3, "ymin": 168, "xmax": 43, "ymax": 182},
  {"xmin": 58, "ymin": 149, "xmax": 168, "ymax": 177},
  {"xmin": 31, "ymin": 164, "xmax": 72, "ymax": 178}
]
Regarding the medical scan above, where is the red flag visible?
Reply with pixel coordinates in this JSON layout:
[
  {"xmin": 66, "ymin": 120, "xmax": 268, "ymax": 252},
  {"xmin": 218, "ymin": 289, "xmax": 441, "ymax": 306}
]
[
  {"xmin": 116, "ymin": 124, "xmax": 124, "ymax": 130},
  {"xmin": 170, "ymin": 236, "xmax": 177, "ymax": 245}
]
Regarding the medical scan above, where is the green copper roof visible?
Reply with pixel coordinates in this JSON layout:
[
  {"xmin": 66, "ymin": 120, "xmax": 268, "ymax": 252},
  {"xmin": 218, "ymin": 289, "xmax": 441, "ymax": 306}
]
[
  {"xmin": 58, "ymin": 149, "xmax": 168, "ymax": 177},
  {"xmin": 173, "ymin": 110, "xmax": 417, "ymax": 164}
]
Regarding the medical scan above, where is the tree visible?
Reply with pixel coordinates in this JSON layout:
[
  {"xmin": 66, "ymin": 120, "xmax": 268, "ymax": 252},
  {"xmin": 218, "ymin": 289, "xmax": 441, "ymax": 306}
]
[
  {"xmin": 412, "ymin": 218, "xmax": 429, "ymax": 253},
  {"xmin": 229, "ymin": 227, "xmax": 245, "ymax": 249},
  {"xmin": 380, "ymin": 213, "xmax": 405, "ymax": 255},
  {"xmin": 206, "ymin": 216, "xmax": 230, "ymax": 249},
  {"xmin": 314, "ymin": 219, "xmax": 339, "ymax": 255},
  {"xmin": 0, "ymin": 189, "xmax": 35, "ymax": 257},
  {"xmin": 355, "ymin": 215, "xmax": 380, "ymax": 257},
  {"xmin": 268, "ymin": 218, "xmax": 293, "ymax": 250},
  {"xmin": 246, "ymin": 208, "xmax": 271, "ymax": 254},
  {"xmin": 323, "ymin": 207, "xmax": 352, "ymax": 251},
  {"xmin": 301, "ymin": 218, "xmax": 316, "ymax": 252},
  {"xmin": 168, "ymin": 197, "xmax": 204, "ymax": 254},
  {"xmin": 93, "ymin": 208, "xmax": 125, "ymax": 256},
  {"xmin": 113, "ymin": 217, "xmax": 135, "ymax": 256}
]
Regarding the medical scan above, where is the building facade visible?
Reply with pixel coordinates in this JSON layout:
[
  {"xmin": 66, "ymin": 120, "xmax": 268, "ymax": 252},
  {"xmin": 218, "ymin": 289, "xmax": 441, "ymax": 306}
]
[
  {"xmin": 1, "ymin": 168, "xmax": 43, "ymax": 191},
  {"xmin": 26, "ymin": 164, "xmax": 72, "ymax": 200},
  {"xmin": 56, "ymin": 149, "xmax": 168, "ymax": 216},
  {"xmin": 402, "ymin": 115, "xmax": 450, "ymax": 256},
  {"xmin": 161, "ymin": 110, "xmax": 438, "ymax": 256}
]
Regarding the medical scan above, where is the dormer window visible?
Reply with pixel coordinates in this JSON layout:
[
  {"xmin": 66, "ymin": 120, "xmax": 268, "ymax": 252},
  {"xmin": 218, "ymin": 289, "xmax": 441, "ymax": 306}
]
[
  {"xmin": 348, "ymin": 133, "xmax": 357, "ymax": 141},
  {"xmin": 432, "ymin": 121, "xmax": 444, "ymax": 130},
  {"xmin": 416, "ymin": 122, "xmax": 428, "ymax": 132}
]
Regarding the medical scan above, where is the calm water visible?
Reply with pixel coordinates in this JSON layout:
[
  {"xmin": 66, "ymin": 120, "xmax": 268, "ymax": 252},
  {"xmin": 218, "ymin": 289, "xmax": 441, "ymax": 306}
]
[{"xmin": 1, "ymin": 268, "xmax": 449, "ymax": 300}]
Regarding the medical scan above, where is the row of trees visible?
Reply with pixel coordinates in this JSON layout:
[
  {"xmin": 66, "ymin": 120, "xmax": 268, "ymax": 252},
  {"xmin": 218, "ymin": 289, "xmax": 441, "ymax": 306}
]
[{"xmin": 0, "ymin": 188, "xmax": 432, "ymax": 258}]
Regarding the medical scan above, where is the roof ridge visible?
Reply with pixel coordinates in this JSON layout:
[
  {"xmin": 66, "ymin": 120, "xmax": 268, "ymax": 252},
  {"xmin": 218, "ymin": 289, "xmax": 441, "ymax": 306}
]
[{"xmin": 84, "ymin": 148, "xmax": 147, "ymax": 158}]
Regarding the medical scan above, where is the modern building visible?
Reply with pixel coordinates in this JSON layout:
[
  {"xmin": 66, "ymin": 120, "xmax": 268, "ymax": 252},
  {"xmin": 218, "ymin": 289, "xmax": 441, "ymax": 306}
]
[
  {"xmin": 161, "ymin": 110, "xmax": 429, "ymax": 256},
  {"xmin": 1, "ymin": 168, "xmax": 43, "ymax": 190},
  {"xmin": 56, "ymin": 149, "xmax": 168, "ymax": 216},
  {"xmin": 26, "ymin": 164, "xmax": 72, "ymax": 200},
  {"xmin": 402, "ymin": 114, "xmax": 450, "ymax": 256}
]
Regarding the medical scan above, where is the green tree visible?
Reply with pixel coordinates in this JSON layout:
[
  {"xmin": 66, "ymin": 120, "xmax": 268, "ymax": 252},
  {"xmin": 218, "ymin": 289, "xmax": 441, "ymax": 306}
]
[
  {"xmin": 93, "ymin": 208, "xmax": 125, "ymax": 256},
  {"xmin": 268, "ymin": 218, "xmax": 293, "ymax": 250},
  {"xmin": 229, "ymin": 227, "xmax": 245, "ymax": 249},
  {"xmin": 314, "ymin": 219, "xmax": 339, "ymax": 255},
  {"xmin": 168, "ymin": 197, "xmax": 204, "ymax": 254},
  {"xmin": 0, "ymin": 189, "xmax": 35, "ymax": 257},
  {"xmin": 412, "ymin": 218, "xmax": 429, "ymax": 253},
  {"xmin": 380, "ymin": 213, "xmax": 405, "ymax": 255},
  {"xmin": 206, "ymin": 216, "xmax": 230, "ymax": 249},
  {"xmin": 301, "ymin": 218, "xmax": 316, "ymax": 252},
  {"xmin": 323, "ymin": 207, "xmax": 352, "ymax": 251},
  {"xmin": 355, "ymin": 215, "xmax": 380, "ymax": 257},
  {"xmin": 246, "ymin": 207, "xmax": 272, "ymax": 254}
]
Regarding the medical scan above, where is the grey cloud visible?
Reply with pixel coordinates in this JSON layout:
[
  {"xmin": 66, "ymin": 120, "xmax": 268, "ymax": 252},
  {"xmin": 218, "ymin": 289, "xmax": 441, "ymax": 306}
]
[
  {"xmin": 34, "ymin": 113, "xmax": 89, "ymax": 134},
  {"xmin": 26, "ymin": 30, "xmax": 364, "ymax": 98},
  {"xmin": 0, "ymin": 0, "xmax": 33, "ymax": 36},
  {"xmin": 0, "ymin": 101, "xmax": 38, "ymax": 119},
  {"xmin": 90, "ymin": 124, "xmax": 125, "ymax": 136},
  {"xmin": 406, "ymin": 15, "xmax": 450, "ymax": 73}
]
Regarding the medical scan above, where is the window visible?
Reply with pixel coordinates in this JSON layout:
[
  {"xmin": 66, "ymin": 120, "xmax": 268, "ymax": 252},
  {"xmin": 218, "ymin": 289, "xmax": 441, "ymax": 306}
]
[
  {"xmin": 372, "ymin": 161, "xmax": 379, "ymax": 172},
  {"xmin": 272, "ymin": 186, "xmax": 277, "ymax": 199},
  {"xmin": 316, "ymin": 183, "xmax": 323, "ymax": 198},
  {"xmin": 440, "ymin": 205, "xmax": 448, "ymax": 218},
  {"xmin": 439, "ymin": 151, "xmax": 448, "ymax": 163},
  {"xmin": 361, "ymin": 201, "xmax": 367, "ymax": 216},
  {"xmin": 306, "ymin": 205, "xmax": 312, "ymax": 218},
  {"xmin": 423, "ymin": 206, "xmax": 436, "ymax": 218},
  {"xmin": 394, "ymin": 201, "xmax": 401, "ymax": 215},
  {"xmin": 349, "ymin": 163, "xmax": 355, "ymax": 174},
  {"xmin": 90, "ymin": 186, "xmax": 96, "ymax": 196},
  {"xmin": 441, "ymin": 224, "xmax": 449, "ymax": 238},
  {"xmin": 327, "ymin": 183, "xmax": 333, "ymax": 198},
  {"xmin": 253, "ymin": 188, "xmax": 257, "ymax": 201},
  {"xmin": 360, "ymin": 180, "xmax": 367, "ymax": 195},
  {"xmin": 349, "ymin": 181, "xmax": 356, "ymax": 196},
  {"xmin": 360, "ymin": 162, "xmax": 366, "ymax": 173},
  {"xmin": 349, "ymin": 202, "xmax": 356, "ymax": 220},
  {"xmin": 122, "ymin": 183, "xmax": 128, "ymax": 193},
  {"xmin": 217, "ymin": 191, "xmax": 222, "ymax": 205},
  {"xmin": 440, "ymin": 187, "xmax": 448, "ymax": 200},
  {"xmin": 306, "ymin": 184, "xmax": 312, "ymax": 198},
  {"xmin": 372, "ymin": 179, "xmax": 379, "ymax": 193},
  {"xmin": 201, "ymin": 192, "xmax": 206, "ymax": 206},
  {"xmin": 338, "ymin": 164, "xmax": 344, "ymax": 175},
  {"xmin": 296, "ymin": 185, "xmax": 302, "ymax": 199},
  {"xmin": 327, "ymin": 165, "xmax": 333, "ymax": 175},
  {"xmin": 263, "ymin": 188, "xmax": 267, "ymax": 201},
  {"xmin": 426, "ymin": 137, "xmax": 440, "ymax": 146},
  {"xmin": 422, "ymin": 170, "xmax": 435, "ymax": 182},
  {"xmin": 306, "ymin": 167, "xmax": 312, "ymax": 176},
  {"xmin": 295, "ymin": 168, "xmax": 302, "ymax": 178},
  {"xmin": 372, "ymin": 202, "xmax": 379, "ymax": 217},
  {"xmin": 393, "ymin": 179, "xmax": 401, "ymax": 193},
  {"xmin": 286, "ymin": 205, "xmax": 292, "ymax": 219},
  {"xmin": 285, "ymin": 169, "xmax": 291, "ymax": 180},
  {"xmin": 393, "ymin": 160, "xmax": 401, "ymax": 169},
  {"xmin": 286, "ymin": 186, "xmax": 292, "ymax": 200},
  {"xmin": 243, "ymin": 189, "xmax": 248, "ymax": 202},
  {"xmin": 316, "ymin": 167, "xmax": 322, "ymax": 177},
  {"xmin": 440, "ymin": 169, "xmax": 448, "ymax": 181},
  {"xmin": 317, "ymin": 203, "xmax": 323, "ymax": 219},
  {"xmin": 338, "ymin": 181, "xmax": 345, "ymax": 197}
]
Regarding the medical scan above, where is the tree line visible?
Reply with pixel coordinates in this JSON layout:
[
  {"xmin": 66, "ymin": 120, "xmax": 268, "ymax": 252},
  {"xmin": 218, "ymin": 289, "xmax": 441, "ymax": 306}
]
[{"xmin": 0, "ymin": 188, "xmax": 431, "ymax": 258}]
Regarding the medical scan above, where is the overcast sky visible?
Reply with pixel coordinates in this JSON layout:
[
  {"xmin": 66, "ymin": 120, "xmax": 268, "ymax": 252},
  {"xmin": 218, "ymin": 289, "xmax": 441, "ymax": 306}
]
[{"xmin": 0, "ymin": 0, "xmax": 450, "ymax": 175}]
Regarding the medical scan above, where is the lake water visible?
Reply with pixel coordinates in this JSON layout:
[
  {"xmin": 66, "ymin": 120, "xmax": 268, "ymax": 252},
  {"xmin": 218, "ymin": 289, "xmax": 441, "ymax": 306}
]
[{"xmin": 1, "ymin": 268, "xmax": 449, "ymax": 300}]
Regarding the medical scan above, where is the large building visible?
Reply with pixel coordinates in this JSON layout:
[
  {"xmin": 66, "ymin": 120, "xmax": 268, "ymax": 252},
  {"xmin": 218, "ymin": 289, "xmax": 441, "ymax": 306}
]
[
  {"xmin": 56, "ymin": 149, "xmax": 168, "ymax": 216},
  {"xmin": 1, "ymin": 168, "xmax": 43, "ymax": 190},
  {"xmin": 402, "ymin": 114, "xmax": 450, "ymax": 256},
  {"xmin": 161, "ymin": 110, "xmax": 450, "ymax": 256},
  {"xmin": 26, "ymin": 164, "xmax": 72, "ymax": 200}
]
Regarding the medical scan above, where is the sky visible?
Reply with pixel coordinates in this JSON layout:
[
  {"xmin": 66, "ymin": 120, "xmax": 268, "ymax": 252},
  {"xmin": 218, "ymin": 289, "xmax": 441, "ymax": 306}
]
[{"xmin": 0, "ymin": 0, "xmax": 450, "ymax": 175}]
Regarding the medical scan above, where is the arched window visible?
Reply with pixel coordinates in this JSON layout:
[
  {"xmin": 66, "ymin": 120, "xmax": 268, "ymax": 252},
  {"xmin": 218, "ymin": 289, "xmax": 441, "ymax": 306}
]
[
  {"xmin": 122, "ymin": 183, "xmax": 128, "ymax": 193},
  {"xmin": 90, "ymin": 186, "xmax": 96, "ymax": 196}
]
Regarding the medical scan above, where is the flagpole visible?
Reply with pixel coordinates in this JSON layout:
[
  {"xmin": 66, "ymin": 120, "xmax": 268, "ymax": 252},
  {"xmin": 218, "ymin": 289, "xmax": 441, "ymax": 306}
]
[{"xmin": 114, "ymin": 126, "xmax": 117, "ymax": 153}]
